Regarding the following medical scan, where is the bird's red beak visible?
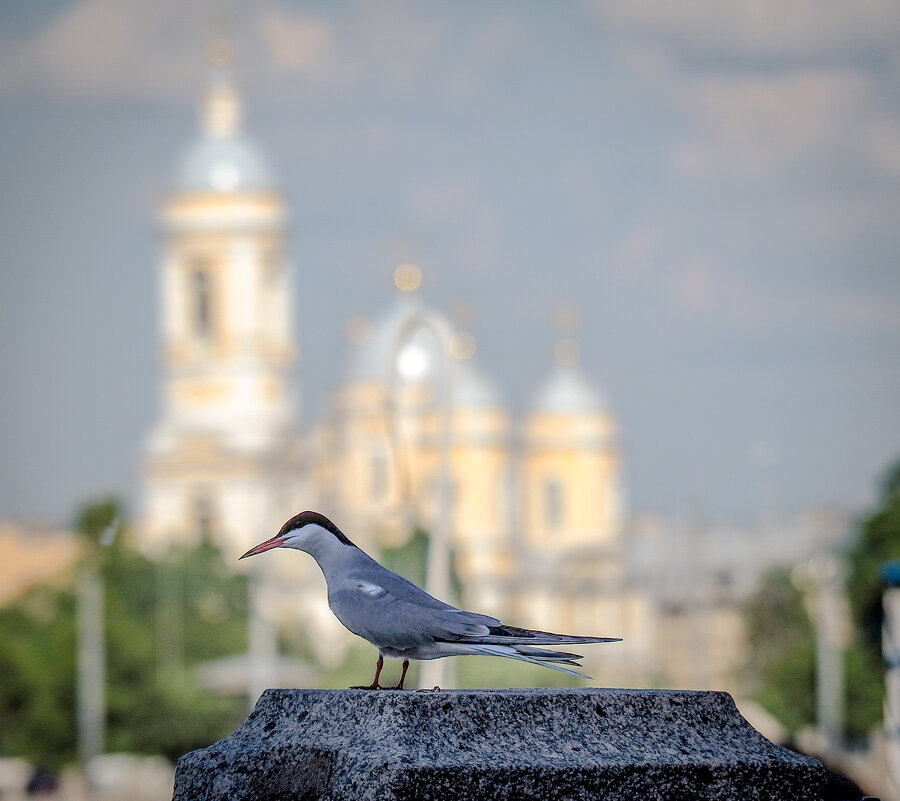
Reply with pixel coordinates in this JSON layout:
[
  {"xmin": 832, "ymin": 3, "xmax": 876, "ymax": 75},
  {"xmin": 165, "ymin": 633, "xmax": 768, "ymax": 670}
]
[{"xmin": 239, "ymin": 535, "xmax": 288, "ymax": 560}]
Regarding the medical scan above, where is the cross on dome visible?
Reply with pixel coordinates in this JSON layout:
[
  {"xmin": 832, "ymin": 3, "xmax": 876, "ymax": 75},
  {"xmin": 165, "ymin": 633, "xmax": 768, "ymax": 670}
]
[{"xmin": 173, "ymin": 37, "xmax": 273, "ymax": 194}]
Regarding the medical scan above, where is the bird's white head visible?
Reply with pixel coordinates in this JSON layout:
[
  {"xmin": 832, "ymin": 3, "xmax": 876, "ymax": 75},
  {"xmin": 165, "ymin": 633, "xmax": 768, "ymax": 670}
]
[{"xmin": 239, "ymin": 511, "xmax": 358, "ymax": 560}]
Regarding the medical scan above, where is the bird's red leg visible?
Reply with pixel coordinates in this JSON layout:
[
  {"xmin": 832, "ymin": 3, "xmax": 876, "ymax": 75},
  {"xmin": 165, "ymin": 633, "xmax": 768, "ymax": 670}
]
[
  {"xmin": 351, "ymin": 655, "xmax": 383, "ymax": 690},
  {"xmin": 390, "ymin": 660, "xmax": 410, "ymax": 690}
]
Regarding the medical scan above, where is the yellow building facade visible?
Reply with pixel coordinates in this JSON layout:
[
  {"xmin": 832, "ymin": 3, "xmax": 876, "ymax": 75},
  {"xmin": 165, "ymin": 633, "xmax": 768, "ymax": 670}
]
[{"xmin": 308, "ymin": 289, "xmax": 654, "ymax": 684}]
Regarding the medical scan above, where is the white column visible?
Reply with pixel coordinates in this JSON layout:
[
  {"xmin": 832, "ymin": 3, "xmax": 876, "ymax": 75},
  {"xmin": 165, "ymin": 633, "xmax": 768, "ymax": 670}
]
[
  {"xmin": 162, "ymin": 253, "xmax": 182, "ymax": 345},
  {"xmin": 161, "ymin": 253, "xmax": 183, "ymax": 422},
  {"xmin": 233, "ymin": 238, "xmax": 259, "ymax": 351}
]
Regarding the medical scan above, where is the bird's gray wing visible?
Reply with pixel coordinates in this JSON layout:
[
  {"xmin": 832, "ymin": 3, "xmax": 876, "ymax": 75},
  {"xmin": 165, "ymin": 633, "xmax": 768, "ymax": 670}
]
[{"xmin": 327, "ymin": 565, "xmax": 500, "ymax": 650}]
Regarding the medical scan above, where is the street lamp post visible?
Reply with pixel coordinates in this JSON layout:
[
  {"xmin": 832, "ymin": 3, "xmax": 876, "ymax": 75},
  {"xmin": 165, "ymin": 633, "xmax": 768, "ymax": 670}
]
[
  {"xmin": 76, "ymin": 515, "xmax": 117, "ymax": 776},
  {"xmin": 76, "ymin": 564, "xmax": 104, "ymax": 766},
  {"xmin": 795, "ymin": 552, "xmax": 845, "ymax": 750},
  {"xmin": 882, "ymin": 561, "xmax": 900, "ymax": 799},
  {"xmin": 386, "ymin": 310, "xmax": 457, "ymax": 690},
  {"xmin": 811, "ymin": 553, "xmax": 845, "ymax": 750}
]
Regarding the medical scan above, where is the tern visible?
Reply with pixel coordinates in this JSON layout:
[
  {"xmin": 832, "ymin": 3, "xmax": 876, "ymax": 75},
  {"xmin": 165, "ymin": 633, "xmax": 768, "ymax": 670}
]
[{"xmin": 240, "ymin": 511, "xmax": 620, "ymax": 689}]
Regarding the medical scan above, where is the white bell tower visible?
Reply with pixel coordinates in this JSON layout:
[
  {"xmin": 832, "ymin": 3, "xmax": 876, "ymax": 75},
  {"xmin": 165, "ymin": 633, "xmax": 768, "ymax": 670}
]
[{"xmin": 142, "ymin": 55, "xmax": 304, "ymax": 558}]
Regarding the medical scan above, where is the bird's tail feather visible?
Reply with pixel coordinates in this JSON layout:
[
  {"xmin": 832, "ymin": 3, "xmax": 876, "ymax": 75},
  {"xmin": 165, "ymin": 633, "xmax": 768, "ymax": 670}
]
[
  {"xmin": 512, "ymin": 643, "xmax": 583, "ymax": 662},
  {"xmin": 468, "ymin": 643, "xmax": 592, "ymax": 679},
  {"xmin": 461, "ymin": 624, "xmax": 621, "ymax": 647}
]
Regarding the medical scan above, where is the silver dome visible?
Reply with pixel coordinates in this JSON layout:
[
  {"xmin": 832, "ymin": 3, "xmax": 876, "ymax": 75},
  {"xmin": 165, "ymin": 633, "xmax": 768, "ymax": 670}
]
[
  {"xmin": 175, "ymin": 135, "xmax": 273, "ymax": 193},
  {"xmin": 451, "ymin": 362, "xmax": 501, "ymax": 410},
  {"xmin": 347, "ymin": 297, "xmax": 501, "ymax": 410},
  {"xmin": 174, "ymin": 76, "xmax": 274, "ymax": 194},
  {"xmin": 531, "ymin": 365, "xmax": 607, "ymax": 415}
]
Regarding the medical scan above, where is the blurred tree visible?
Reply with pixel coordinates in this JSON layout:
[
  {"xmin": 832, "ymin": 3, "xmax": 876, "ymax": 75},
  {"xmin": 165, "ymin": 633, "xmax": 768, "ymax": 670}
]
[
  {"xmin": 0, "ymin": 499, "xmax": 250, "ymax": 767},
  {"xmin": 842, "ymin": 644, "xmax": 882, "ymax": 742},
  {"xmin": 743, "ymin": 460, "xmax": 900, "ymax": 742},
  {"xmin": 844, "ymin": 458, "xmax": 900, "ymax": 737},
  {"xmin": 0, "ymin": 584, "xmax": 77, "ymax": 763},
  {"xmin": 380, "ymin": 527, "xmax": 429, "ymax": 587},
  {"xmin": 380, "ymin": 526, "xmax": 464, "ymax": 603},
  {"xmin": 75, "ymin": 498, "xmax": 120, "ymax": 547},
  {"xmin": 742, "ymin": 566, "xmax": 816, "ymax": 734}
]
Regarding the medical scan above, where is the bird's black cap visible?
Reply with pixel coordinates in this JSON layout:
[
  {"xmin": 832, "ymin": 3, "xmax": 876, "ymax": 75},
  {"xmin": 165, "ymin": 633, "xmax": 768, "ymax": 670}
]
[{"xmin": 278, "ymin": 511, "xmax": 358, "ymax": 547}]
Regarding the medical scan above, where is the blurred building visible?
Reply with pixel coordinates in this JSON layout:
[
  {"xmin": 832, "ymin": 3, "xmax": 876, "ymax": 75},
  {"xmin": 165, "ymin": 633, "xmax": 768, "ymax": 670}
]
[
  {"xmin": 138, "ymin": 62, "xmax": 652, "ymax": 684},
  {"xmin": 308, "ymin": 288, "xmax": 652, "ymax": 682},
  {"xmin": 138, "ymin": 60, "xmax": 848, "ymax": 691},
  {"xmin": 139, "ymin": 66, "xmax": 336, "ymax": 654},
  {"xmin": 626, "ymin": 508, "xmax": 850, "ymax": 690},
  {"xmin": 0, "ymin": 522, "xmax": 80, "ymax": 604},
  {"xmin": 142, "ymin": 72, "xmax": 303, "ymax": 558}
]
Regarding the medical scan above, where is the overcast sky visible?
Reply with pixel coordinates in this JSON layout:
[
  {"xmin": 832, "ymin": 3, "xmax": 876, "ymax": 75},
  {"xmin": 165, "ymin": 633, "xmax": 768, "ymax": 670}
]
[{"xmin": 1, "ymin": 0, "xmax": 899, "ymax": 526}]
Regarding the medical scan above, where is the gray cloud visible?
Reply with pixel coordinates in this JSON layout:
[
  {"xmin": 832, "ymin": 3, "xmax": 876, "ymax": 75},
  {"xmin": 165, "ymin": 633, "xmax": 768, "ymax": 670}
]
[
  {"xmin": 0, "ymin": 0, "xmax": 898, "ymax": 524},
  {"xmin": 586, "ymin": 0, "xmax": 900, "ymax": 60},
  {"xmin": 0, "ymin": 0, "xmax": 205, "ymax": 98}
]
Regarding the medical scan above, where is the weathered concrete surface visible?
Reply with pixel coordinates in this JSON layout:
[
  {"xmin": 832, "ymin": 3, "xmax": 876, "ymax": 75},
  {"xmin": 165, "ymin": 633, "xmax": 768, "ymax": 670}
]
[{"xmin": 173, "ymin": 688, "xmax": 823, "ymax": 801}]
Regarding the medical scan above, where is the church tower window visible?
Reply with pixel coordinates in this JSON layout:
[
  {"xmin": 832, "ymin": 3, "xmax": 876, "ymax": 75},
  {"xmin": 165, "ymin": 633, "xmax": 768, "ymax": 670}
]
[
  {"xmin": 191, "ymin": 267, "xmax": 213, "ymax": 339},
  {"xmin": 544, "ymin": 477, "xmax": 565, "ymax": 530}
]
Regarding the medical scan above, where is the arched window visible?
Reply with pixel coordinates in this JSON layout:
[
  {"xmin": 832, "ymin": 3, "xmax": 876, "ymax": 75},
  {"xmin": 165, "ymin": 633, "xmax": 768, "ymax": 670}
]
[
  {"xmin": 191, "ymin": 268, "xmax": 213, "ymax": 339},
  {"xmin": 543, "ymin": 477, "xmax": 564, "ymax": 530}
]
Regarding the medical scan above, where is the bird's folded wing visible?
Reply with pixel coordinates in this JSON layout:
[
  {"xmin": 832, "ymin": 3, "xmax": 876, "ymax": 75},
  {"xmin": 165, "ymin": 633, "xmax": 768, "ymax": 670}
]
[
  {"xmin": 331, "ymin": 571, "xmax": 501, "ymax": 648},
  {"xmin": 378, "ymin": 591, "xmax": 500, "ymax": 638},
  {"xmin": 336, "ymin": 570, "xmax": 617, "ymax": 649}
]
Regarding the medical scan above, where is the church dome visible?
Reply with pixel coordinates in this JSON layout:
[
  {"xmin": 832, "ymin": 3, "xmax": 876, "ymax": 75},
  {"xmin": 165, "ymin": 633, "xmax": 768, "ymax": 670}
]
[
  {"xmin": 349, "ymin": 296, "xmax": 435, "ymax": 383},
  {"xmin": 531, "ymin": 364, "xmax": 607, "ymax": 415},
  {"xmin": 347, "ymin": 295, "xmax": 501, "ymax": 410},
  {"xmin": 452, "ymin": 362, "xmax": 501, "ymax": 410},
  {"xmin": 174, "ymin": 77, "xmax": 274, "ymax": 194},
  {"xmin": 176, "ymin": 137, "xmax": 273, "ymax": 193}
]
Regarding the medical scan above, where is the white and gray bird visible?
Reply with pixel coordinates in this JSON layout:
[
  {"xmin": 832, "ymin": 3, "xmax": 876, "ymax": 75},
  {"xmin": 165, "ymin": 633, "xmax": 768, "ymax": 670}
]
[{"xmin": 240, "ymin": 511, "xmax": 620, "ymax": 689}]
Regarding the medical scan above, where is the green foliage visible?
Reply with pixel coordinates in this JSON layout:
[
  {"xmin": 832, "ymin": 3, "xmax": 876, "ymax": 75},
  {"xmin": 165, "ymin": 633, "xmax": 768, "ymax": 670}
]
[
  {"xmin": 0, "ymin": 586, "xmax": 78, "ymax": 763},
  {"xmin": 742, "ymin": 566, "xmax": 816, "ymax": 734},
  {"xmin": 843, "ymin": 642, "xmax": 883, "ymax": 742},
  {"xmin": 317, "ymin": 642, "xmax": 396, "ymax": 689},
  {"xmin": 843, "ymin": 457, "xmax": 900, "ymax": 733},
  {"xmin": 0, "ymin": 499, "xmax": 250, "ymax": 767},
  {"xmin": 742, "ymin": 458, "xmax": 900, "ymax": 741},
  {"xmin": 74, "ymin": 497, "xmax": 122, "ymax": 547},
  {"xmin": 380, "ymin": 527, "xmax": 429, "ymax": 587},
  {"xmin": 381, "ymin": 526, "xmax": 464, "ymax": 605}
]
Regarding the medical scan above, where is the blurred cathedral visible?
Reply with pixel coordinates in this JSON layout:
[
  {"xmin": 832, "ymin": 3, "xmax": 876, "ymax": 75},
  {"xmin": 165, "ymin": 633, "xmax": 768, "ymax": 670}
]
[{"xmin": 139, "ymin": 54, "xmax": 715, "ymax": 687}]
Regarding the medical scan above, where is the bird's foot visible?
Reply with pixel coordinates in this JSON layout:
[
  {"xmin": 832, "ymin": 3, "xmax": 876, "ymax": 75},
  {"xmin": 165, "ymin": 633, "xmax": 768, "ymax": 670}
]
[{"xmin": 349, "ymin": 683, "xmax": 383, "ymax": 690}]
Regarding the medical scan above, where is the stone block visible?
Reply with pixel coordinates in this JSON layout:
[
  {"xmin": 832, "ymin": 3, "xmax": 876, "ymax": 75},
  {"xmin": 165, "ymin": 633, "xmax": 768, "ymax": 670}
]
[{"xmin": 173, "ymin": 688, "xmax": 823, "ymax": 800}]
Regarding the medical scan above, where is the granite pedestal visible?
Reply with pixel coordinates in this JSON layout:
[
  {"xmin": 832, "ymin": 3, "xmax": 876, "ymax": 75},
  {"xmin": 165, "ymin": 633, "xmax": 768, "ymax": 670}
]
[{"xmin": 173, "ymin": 688, "xmax": 823, "ymax": 801}]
